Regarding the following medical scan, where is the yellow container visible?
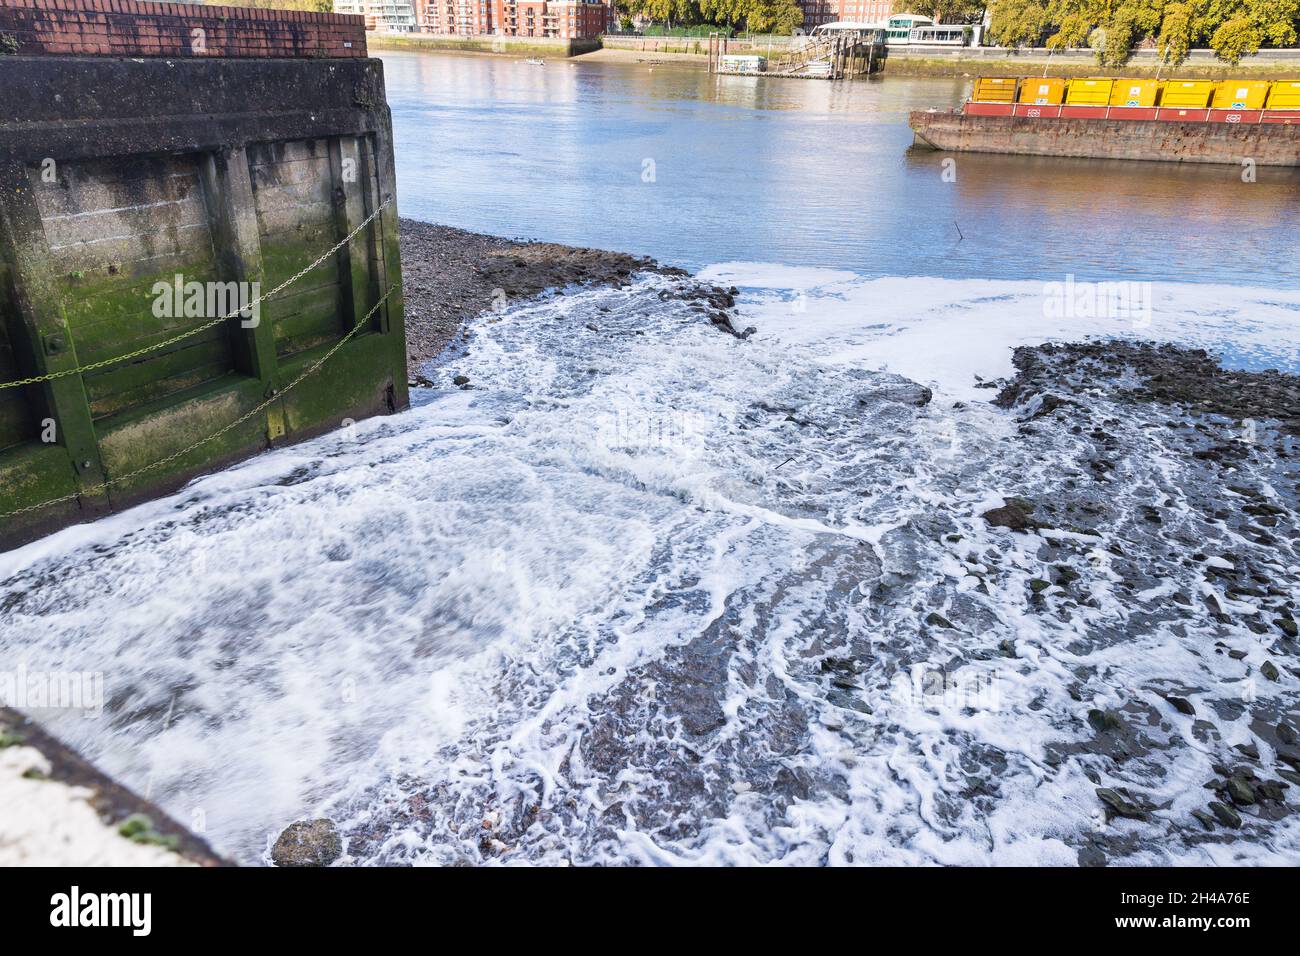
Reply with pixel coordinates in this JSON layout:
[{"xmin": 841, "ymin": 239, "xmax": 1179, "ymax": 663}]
[
  {"xmin": 1017, "ymin": 77, "xmax": 1066, "ymax": 106},
  {"xmin": 1109, "ymin": 79, "xmax": 1161, "ymax": 107},
  {"xmin": 1065, "ymin": 77, "xmax": 1115, "ymax": 106},
  {"xmin": 1265, "ymin": 81, "xmax": 1300, "ymax": 108},
  {"xmin": 1160, "ymin": 80, "xmax": 1214, "ymax": 108},
  {"xmin": 1211, "ymin": 80, "xmax": 1271, "ymax": 109},
  {"xmin": 972, "ymin": 76, "xmax": 1018, "ymax": 103}
]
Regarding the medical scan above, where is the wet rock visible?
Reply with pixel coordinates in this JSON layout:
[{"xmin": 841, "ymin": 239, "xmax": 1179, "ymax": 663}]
[
  {"xmin": 1227, "ymin": 778, "xmax": 1256, "ymax": 806},
  {"xmin": 1096, "ymin": 787, "xmax": 1148, "ymax": 821},
  {"xmin": 1209, "ymin": 801, "xmax": 1242, "ymax": 829},
  {"xmin": 452, "ymin": 374, "xmax": 470, "ymax": 387},
  {"xmin": 876, "ymin": 382, "xmax": 933, "ymax": 407},
  {"xmin": 925, "ymin": 612, "xmax": 954, "ymax": 629},
  {"xmin": 981, "ymin": 497, "xmax": 1044, "ymax": 532},
  {"xmin": 1088, "ymin": 709, "xmax": 1123, "ymax": 733},
  {"xmin": 1164, "ymin": 696, "xmax": 1195, "ymax": 716},
  {"xmin": 1077, "ymin": 844, "xmax": 1107, "ymax": 867},
  {"xmin": 1260, "ymin": 661, "xmax": 1280, "ymax": 682},
  {"xmin": 271, "ymin": 819, "xmax": 342, "ymax": 867},
  {"xmin": 398, "ymin": 218, "xmax": 668, "ymax": 373}
]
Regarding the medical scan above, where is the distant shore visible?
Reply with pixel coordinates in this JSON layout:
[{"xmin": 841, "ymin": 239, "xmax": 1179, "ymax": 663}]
[{"xmin": 370, "ymin": 32, "xmax": 1300, "ymax": 80}]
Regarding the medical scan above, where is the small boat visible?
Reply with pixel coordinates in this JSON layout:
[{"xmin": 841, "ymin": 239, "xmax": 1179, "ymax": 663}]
[{"xmin": 524, "ymin": 58, "xmax": 545, "ymax": 66}]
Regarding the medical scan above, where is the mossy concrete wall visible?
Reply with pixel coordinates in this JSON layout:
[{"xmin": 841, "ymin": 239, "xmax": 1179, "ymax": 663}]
[{"xmin": 0, "ymin": 55, "xmax": 408, "ymax": 551}]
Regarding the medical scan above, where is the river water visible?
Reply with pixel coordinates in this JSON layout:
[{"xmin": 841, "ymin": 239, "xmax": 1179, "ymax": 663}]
[
  {"xmin": 383, "ymin": 50, "xmax": 1300, "ymax": 287},
  {"xmin": 2, "ymin": 52, "xmax": 1298, "ymax": 866}
]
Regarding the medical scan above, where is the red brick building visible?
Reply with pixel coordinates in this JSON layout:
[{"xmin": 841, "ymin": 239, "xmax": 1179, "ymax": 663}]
[
  {"xmin": 830, "ymin": 0, "xmax": 894, "ymax": 25},
  {"xmin": 410, "ymin": 0, "xmax": 610, "ymax": 38},
  {"xmin": 796, "ymin": 0, "xmax": 837, "ymax": 29}
]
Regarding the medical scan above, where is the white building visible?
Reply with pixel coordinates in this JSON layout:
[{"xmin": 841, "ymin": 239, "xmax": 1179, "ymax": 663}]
[{"xmin": 333, "ymin": 0, "xmax": 419, "ymax": 33}]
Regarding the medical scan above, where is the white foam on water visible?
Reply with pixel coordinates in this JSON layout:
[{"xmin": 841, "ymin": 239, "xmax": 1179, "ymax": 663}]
[
  {"xmin": 703, "ymin": 264, "xmax": 1300, "ymax": 400},
  {"xmin": 1, "ymin": 269, "xmax": 1297, "ymax": 865}
]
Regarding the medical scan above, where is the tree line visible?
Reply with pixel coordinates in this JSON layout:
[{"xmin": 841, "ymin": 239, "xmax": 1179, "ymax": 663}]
[{"xmin": 987, "ymin": 0, "xmax": 1300, "ymax": 65}]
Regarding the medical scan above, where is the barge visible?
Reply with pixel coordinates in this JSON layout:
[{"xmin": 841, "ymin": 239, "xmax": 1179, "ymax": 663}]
[{"xmin": 910, "ymin": 76, "xmax": 1300, "ymax": 166}]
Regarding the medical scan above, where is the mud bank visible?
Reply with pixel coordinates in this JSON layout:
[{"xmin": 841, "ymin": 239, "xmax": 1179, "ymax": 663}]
[{"xmin": 398, "ymin": 218, "xmax": 748, "ymax": 375}]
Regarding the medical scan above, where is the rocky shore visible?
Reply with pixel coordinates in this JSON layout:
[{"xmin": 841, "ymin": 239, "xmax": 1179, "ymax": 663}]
[
  {"xmin": 398, "ymin": 217, "xmax": 749, "ymax": 376},
  {"xmin": 988, "ymin": 341, "xmax": 1299, "ymax": 862}
]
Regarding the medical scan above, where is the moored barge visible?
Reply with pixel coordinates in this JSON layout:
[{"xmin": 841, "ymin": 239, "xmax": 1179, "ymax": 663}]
[{"xmin": 910, "ymin": 76, "xmax": 1300, "ymax": 166}]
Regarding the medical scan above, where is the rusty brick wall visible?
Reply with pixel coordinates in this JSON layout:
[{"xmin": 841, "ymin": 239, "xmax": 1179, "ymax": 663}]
[{"xmin": 0, "ymin": 0, "xmax": 366, "ymax": 58}]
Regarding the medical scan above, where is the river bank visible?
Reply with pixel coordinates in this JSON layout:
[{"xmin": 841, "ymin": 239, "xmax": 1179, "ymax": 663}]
[
  {"xmin": 399, "ymin": 218, "xmax": 749, "ymax": 376},
  {"xmin": 332, "ymin": 270, "xmax": 1300, "ymax": 866}
]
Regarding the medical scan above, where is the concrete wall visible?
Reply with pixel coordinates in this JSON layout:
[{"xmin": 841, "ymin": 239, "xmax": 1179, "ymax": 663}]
[
  {"xmin": 0, "ymin": 31, "xmax": 407, "ymax": 550},
  {"xmin": 601, "ymin": 34, "xmax": 800, "ymax": 57},
  {"xmin": 367, "ymin": 31, "xmax": 600, "ymax": 58}
]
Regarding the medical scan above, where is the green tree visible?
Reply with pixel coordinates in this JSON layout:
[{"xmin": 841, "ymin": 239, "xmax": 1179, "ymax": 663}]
[
  {"xmin": 1156, "ymin": 1, "xmax": 1195, "ymax": 65},
  {"xmin": 743, "ymin": 0, "xmax": 804, "ymax": 34},
  {"xmin": 987, "ymin": 0, "xmax": 1050, "ymax": 46},
  {"xmin": 1046, "ymin": 11, "xmax": 1092, "ymax": 47},
  {"xmin": 1210, "ymin": 14, "xmax": 1263, "ymax": 62},
  {"xmin": 1099, "ymin": 5, "xmax": 1138, "ymax": 65},
  {"xmin": 918, "ymin": 1, "xmax": 989, "ymax": 23}
]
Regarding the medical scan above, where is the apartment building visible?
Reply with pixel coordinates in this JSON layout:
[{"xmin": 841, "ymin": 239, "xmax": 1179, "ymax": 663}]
[
  {"xmin": 388, "ymin": 0, "xmax": 610, "ymax": 38},
  {"xmin": 796, "ymin": 0, "xmax": 837, "ymax": 30},
  {"xmin": 831, "ymin": 0, "xmax": 895, "ymax": 25},
  {"xmin": 334, "ymin": 0, "xmax": 420, "ymax": 33}
]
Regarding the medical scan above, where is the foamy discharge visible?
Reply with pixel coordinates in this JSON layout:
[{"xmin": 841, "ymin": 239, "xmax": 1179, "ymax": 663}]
[{"xmin": 1, "ymin": 270, "xmax": 1297, "ymax": 864}]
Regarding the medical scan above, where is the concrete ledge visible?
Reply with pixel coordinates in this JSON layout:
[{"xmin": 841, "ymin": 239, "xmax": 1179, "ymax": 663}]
[{"xmin": 367, "ymin": 31, "xmax": 600, "ymax": 59}]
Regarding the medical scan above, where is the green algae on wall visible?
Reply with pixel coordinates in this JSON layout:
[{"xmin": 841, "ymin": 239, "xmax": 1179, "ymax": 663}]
[{"xmin": 0, "ymin": 55, "xmax": 408, "ymax": 551}]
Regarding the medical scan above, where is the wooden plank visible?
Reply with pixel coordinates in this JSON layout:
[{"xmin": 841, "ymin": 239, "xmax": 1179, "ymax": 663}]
[
  {"xmin": 84, "ymin": 332, "xmax": 233, "ymax": 420},
  {"xmin": 270, "ymin": 283, "xmax": 344, "ymax": 356},
  {"xmin": 61, "ymin": 265, "xmax": 221, "ymax": 337}
]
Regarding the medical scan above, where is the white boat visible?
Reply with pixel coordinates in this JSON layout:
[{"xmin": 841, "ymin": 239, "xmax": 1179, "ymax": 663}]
[{"xmin": 524, "ymin": 58, "xmax": 545, "ymax": 66}]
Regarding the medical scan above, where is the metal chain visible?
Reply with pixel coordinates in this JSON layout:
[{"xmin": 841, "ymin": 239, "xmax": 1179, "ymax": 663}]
[
  {"xmin": 0, "ymin": 198, "xmax": 392, "ymax": 392},
  {"xmin": 0, "ymin": 287, "xmax": 395, "ymax": 522}
]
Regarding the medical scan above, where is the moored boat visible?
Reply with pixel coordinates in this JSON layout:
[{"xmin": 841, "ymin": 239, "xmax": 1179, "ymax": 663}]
[{"xmin": 911, "ymin": 76, "xmax": 1300, "ymax": 166}]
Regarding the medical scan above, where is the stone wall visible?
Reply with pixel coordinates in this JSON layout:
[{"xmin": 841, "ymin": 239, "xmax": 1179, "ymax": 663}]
[{"xmin": 367, "ymin": 30, "xmax": 599, "ymax": 58}]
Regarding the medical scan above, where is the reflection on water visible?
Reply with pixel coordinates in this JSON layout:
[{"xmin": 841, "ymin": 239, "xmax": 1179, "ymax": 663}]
[{"xmin": 380, "ymin": 50, "xmax": 1300, "ymax": 287}]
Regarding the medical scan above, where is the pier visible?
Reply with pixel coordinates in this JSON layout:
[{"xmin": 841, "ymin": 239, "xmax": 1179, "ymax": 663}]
[{"xmin": 707, "ymin": 29, "xmax": 884, "ymax": 81}]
